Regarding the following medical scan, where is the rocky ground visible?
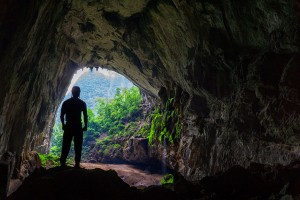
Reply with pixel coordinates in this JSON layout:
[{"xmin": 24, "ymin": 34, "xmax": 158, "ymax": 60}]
[
  {"xmin": 6, "ymin": 161, "xmax": 300, "ymax": 200},
  {"xmin": 7, "ymin": 166, "xmax": 178, "ymax": 200}
]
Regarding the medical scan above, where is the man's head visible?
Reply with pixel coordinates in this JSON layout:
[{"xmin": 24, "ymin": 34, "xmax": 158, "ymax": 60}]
[{"xmin": 72, "ymin": 86, "xmax": 81, "ymax": 98}]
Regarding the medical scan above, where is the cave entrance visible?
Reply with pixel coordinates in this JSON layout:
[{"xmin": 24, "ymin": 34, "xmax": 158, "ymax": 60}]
[
  {"xmin": 50, "ymin": 67, "xmax": 134, "ymax": 161},
  {"xmin": 45, "ymin": 67, "xmax": 166, "ymax": 188}
]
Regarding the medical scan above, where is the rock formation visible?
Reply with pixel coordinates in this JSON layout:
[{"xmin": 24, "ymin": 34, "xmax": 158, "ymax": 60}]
[
  {"xmin": 8, "ymin": 166, "xmax": 182, "ymax": 200},
  {"xmin": 0, "ymin": 0, "xmax": 300, "ymax": 186}
]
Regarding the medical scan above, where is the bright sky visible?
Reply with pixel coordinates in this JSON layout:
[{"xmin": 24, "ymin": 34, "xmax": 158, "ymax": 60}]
[{"xmin": 66, "ymin": 68, "xmax": 119, "ymax": 94}]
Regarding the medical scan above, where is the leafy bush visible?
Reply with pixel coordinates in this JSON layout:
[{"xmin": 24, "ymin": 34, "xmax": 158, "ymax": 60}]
[{"xmin": 38, "ymin": 153, "xmax": 60, "ymax": 168}]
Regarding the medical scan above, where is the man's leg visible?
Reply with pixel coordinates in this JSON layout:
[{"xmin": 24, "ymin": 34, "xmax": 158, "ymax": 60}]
[
  {"xmin": 60, "ymin": 130, "xmax": 72, "ymax": 166},
  {"xmin": 74, "ymin": 130, "xmax": 83, "ymax": 167}
]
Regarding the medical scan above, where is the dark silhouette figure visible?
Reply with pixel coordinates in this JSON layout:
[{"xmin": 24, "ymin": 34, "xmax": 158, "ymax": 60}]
[{"xmin": 60, "ymin": 86, "xmax": 87, "ymax": 168}]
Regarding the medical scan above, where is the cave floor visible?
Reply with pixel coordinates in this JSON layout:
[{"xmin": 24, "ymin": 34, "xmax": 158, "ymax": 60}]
[
  {"xmin": 7, "ymin": 165, "xmax": 178, "ymax": 200},
  {"xmin": 8, "ymin": 162, "xmax": 164, "ymax": 197},
  {"xmin": 80, "ymin": 162, "xmax": 164, "ymax": 188},
  {"xmin": 8, "ymin": 162, "xmax": 300, "ymax": 199}
]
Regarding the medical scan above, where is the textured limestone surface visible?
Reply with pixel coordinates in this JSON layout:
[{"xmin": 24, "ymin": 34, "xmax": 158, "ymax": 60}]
[{"xmin": 0, "ymin": 0, "xmax": 300, "ymax": 181}]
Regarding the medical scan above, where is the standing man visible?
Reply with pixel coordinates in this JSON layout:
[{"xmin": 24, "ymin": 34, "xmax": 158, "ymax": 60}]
[{"xmin": 60, "ymin": 86, "xmax": 87, "ymax": 168}]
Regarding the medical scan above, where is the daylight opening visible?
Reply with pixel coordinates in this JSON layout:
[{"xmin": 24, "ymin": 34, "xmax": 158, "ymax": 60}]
[
  {"xmin": 50, "ymin": 68, "xmax": 136, "ymax": 162},
  {"xmin": 39, "ymin": 68, "xmax": 167, "ymax": 188}
]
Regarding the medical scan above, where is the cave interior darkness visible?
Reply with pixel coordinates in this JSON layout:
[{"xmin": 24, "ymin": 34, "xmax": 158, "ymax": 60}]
[{"xmin": 0, "ymin": 0, "xmax": 300, "ymax": 199}]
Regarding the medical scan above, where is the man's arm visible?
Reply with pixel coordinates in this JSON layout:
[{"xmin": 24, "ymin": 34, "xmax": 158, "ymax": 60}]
[
  {"xmin": 60, "ymin": 102, "xmax": 66, "ymax": 130},
  {"xmin": 83, "ymin": 103, "xmax": 88, "ymax": 131}
]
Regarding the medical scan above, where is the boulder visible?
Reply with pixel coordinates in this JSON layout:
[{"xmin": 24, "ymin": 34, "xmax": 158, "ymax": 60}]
[{"xmin": 123, "ymin": 136, "xmax": 149, "ymax": 163}]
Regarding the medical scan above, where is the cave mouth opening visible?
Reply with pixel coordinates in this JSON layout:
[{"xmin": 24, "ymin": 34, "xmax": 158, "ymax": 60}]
[
  {"xmin": 41, "ymin": 67, "xmax": 168, "ymax": 187},
  {"xmin": 49, "ymin": 67, "xmax": 134, "ymax": 163}
]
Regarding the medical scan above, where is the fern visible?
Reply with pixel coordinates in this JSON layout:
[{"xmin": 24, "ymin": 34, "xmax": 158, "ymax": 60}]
[
  {"xmin": 148, "ymin": 98, "xmax": 182, "ymax": 145},
  {"xmin": 148, "ymin": 110, "xmax": 162, "ymax": 144}
]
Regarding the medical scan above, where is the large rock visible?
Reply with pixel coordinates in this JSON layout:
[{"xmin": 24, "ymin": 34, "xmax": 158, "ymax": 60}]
[
  {"xmin": 123, "ymin": 136, "xmax": 150, "ymax": 163},
  {"xmin": 0, "ymin": 0, "xmax": 299, "ymax": 181}
]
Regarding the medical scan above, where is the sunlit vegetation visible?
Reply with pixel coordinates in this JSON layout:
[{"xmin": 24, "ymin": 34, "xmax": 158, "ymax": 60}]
[
  {"xmin": 47, "ymin": 81, "xmax": 182, "ymax": 166},
  {"xmin": 93, "ymin": 87, "xmax": 142, "ymax": 136},
  {"xmin": 50, "ymin": 86, "xmax": 143, "ymax": 160},
  {"xmin": 160, "ymin": 174, "xmax": 174, "ymax": 185},
  {"xmin": 148, "ymin": 98, "xmax": 182, "ymax": 145},
  {"xmin": 38, "ymin": 153, "xmax": 73, "ymax": 168}
]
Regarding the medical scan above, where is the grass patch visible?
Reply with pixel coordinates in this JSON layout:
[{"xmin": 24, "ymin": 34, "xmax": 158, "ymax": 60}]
[{"xmin": 38, "ymin": 153, "xmax": 73, "ymax": 168}]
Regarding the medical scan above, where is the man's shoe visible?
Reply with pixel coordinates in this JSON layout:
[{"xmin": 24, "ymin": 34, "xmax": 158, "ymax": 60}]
[{"xmin": 74, "ymin": 163, "xmax": 80, "ymax": 168}]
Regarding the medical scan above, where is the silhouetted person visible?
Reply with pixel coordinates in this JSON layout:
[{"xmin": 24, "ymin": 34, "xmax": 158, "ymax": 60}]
[{"xmin": 60, "ymin": 86, "xmax": 87, "ymax": 168}]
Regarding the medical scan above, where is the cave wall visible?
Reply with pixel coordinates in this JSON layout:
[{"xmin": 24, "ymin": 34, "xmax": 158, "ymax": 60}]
[
  {"xmin": 0, "ymin": 0, "xmax": 78, "ymax": 169},
  {"xmin": 0, "ymin": 0, "xmax": 300, "ymax": 181}
]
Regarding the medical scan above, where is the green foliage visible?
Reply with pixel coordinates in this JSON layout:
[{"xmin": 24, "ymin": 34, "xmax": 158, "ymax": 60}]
[
  {"xmin": 95, "ymin": 87, "xmax": 142, "ymax": 136},
  {"xmin": 50, "ymin": 124, "xmax": 64, "ymax": 156},
  {"xmin": 148, "ymin": 108, "xmax": 162, "ymax": 144},
  {"xmin": 50, "ymin": 123, "xmax": 75, "ymax": 158},
  {"xmin": 137, "ymin": 123, "xmax": 150, "ymax": 137},
  {"xmin": 38, "ymin": 153, "xmax": 60, "ymax": 168},
  {"xmin": 38, "ymin": 153, "xmax": 73, "ymax": 168},
  {"xmin": 148, "ymin": 98, "xmax": 182, "ymax": 145},
  {"xmin": 50, "ymin": 86, "xmax": 184, "ymax": 163},
  {"xmin": 160, "ymin": 174, "xmax": 174, "ymax": 185},
  {"xmin": 50, "ymin": 86, "xmax": 143, "ymax": 161},
  {"xmin": 96, "ymin": 135, "xmax": 123, "ymax": 157}
]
